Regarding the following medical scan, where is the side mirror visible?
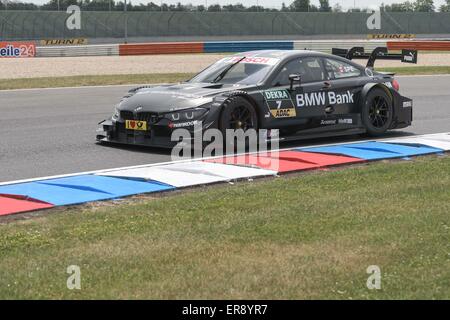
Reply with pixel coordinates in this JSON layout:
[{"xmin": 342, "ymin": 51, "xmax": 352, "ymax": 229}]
[{"xmin": 289, "ymin": 74, "xmax": 301, "ymax": 90}]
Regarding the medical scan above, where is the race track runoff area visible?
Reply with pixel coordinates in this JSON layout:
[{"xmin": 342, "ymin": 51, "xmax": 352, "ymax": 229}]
[{"xmin": 1, "ymin": 133, "xmax": 449, "ymax": 217}]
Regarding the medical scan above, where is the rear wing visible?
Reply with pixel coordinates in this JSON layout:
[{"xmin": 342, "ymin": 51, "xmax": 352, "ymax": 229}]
[{"xmin": 332, "ymin": 47, "xmax": 418, "ymax": 68}]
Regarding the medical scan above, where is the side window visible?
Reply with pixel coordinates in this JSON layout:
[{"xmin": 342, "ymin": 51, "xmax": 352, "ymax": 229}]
[
  {"xmin": 272, "ymin": 57, "xmax": 325, "ymax": 86},
  {"xmin": 324, "ymin": 59, "xmax": 361, "ymax": 80}
]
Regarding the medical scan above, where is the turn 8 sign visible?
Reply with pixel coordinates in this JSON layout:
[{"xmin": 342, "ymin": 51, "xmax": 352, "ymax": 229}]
[{"xmin": 0, "ymin": 42, "xmax": 36, "ymax": 58}]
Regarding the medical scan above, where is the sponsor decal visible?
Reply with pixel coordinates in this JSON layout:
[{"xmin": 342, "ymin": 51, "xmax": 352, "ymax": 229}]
[
  {"xmin": 264, "ymin": 90, "xmax": 290, "ymax": 101},
  {"xmin": 171, "ymin": 120, "xmax": 199, "ymax": 128},
  {"xmin": 0, "ymin": 42, "xmax": 36, "ymax": 58},
  {"xmin": 296, "ymin": 91, "xmax": 354, "ymax": 108},
  {"xmin": 320, "ymin": 118, "xmax": 353, "ymax": 126},
  {"xmin": 401, "ymin": 49, "xmax": 417, "ymax": 64},
  {"xmin": 321, "ymin": 119, "xmax": 337, "ymax": 125},
  {"xmin": 263, "ymin": 89, "xmax": 296, "ymax": 118},
  {"xmin": 384, "ymin": 82, "xmax": 393, "ymax": 88},
  {"xmin": 338, "ymin": 118, "xmax": 353, "ymax": 124},
  {"xmin": 125, "ymin": 120, "xmax": 147, "ymax": 131},
  {"xmin": 367, "ymin": 34, "xmax": 416, "ymax": 39},
  {"xmin": 40, "ymin": 38, "xmax": 88, "ymax": 46},
  {"xmin": 220, "ymin": 56, "xmax": 280, "ymax": 66},
  {"xmin": 403, "ymin": 101, "xmax": 412, "ymax": 108},
  {"xmin": 270, "ymin": 108, "xmax": 296, "ymax": 118},
  {"xmin": 338, "ymin": 65, "xmax": 358, "ymax": 73}
]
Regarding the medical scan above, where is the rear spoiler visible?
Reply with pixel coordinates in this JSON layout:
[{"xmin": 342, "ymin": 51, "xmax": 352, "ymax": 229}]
[{"xmin": 332, "ymin": 47, "xmax": 418, "ymax": 68}]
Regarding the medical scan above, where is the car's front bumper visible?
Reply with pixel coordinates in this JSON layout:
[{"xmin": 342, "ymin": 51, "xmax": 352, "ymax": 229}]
[
  {"xmin": 96, "ymin": 119, "xmax": 181, "ymax": 148},
  {"xmin": 96, "ymin": 118, "xmax": 218, "ymax": 149}
]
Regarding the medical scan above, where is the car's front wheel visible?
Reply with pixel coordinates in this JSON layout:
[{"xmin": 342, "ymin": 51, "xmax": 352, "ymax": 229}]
[
  {"xmin": 362, "ymin": 88, "xmax": 394, "ymax": 136},
  {"xmin": 219, "ymin": 96, "xmax": 258, "ymax": 150}
]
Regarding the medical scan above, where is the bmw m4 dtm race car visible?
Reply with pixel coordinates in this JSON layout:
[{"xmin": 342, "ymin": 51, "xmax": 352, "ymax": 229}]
[{"xmin": 97, "ymin": 47, "xmax": 417, "ymax": 148}]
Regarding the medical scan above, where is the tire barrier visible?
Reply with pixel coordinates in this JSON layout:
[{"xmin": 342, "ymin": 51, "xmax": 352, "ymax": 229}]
[{"xmin": 0, "ymin": 132, "xmax": 449, "ymax": 217}]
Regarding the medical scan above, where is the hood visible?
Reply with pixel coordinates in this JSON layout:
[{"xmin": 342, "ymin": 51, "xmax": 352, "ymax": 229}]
[{"xmin": 118, "ymin": 82, "xmax": 255, "ymax": 113}]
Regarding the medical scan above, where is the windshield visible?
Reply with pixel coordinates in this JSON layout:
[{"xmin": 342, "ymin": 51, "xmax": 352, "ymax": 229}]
[{"xmin": 188, "ymin": 56, "xmax": 279, "ymax": 85}]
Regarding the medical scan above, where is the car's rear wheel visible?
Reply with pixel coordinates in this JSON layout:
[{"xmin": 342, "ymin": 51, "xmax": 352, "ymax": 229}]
[
  {"xmin": 219, "ymin": 96, "xmax": 258, "ymax": 151},
  {"xmin": 362, "ymin": 88, "xmax": 393, "ymax": 136}
]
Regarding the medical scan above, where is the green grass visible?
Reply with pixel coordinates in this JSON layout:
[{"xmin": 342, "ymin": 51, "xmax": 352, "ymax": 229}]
[
  {"xmin": 379, "ymin": 66, "xmax": 450, "ymax": 75},
  {"xmin": 0, "ymin": 73, "xmax": 194, "ymax": 90},
  {"xmin": 0, "ymin": 155, "xmax": 449, "ymax": 299},
  {"xmin": 1, "ymin": 65, "xmax": 450, "ymax": 90}
]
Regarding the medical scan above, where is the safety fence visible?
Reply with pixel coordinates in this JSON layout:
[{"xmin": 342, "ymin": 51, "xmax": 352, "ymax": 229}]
[{"xmin": 1, "ymin": 11, "xmax": 450, "ymax": 41}]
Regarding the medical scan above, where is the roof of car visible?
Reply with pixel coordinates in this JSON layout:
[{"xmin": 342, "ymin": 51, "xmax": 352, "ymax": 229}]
[
  {"xmin": 231, "ymin": 49, "xmax": 329, "ymax": 60},
  {"xmin": 230, "ymin": 49, "xmax": 365, "ymax": 71}
]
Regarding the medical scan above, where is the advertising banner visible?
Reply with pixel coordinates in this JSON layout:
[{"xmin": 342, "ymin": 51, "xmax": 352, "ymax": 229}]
[
  {"xmin": 368, "ymin": 34, "xmax": 416, "ymax": 39},
  {"xmin": 0, "ymin": 41, "xmax": 36, "ymax": 58},
  {"xmin": 40, "ymin": 38, "xmax": 88, "ymax": 46}
]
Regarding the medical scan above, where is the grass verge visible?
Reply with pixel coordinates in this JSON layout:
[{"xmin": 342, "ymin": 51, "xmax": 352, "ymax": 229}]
[
  {"xmin": 379, "ymin": 66, "xmax": 450, "ymax": 75},
  {"xmin": 0, "ymin": 155, "xmax": 449, "ymax": 299},
  {"xmin": 1, "ymin": 66, "xmax": 449, "ymax": 90},
  {"xmin": 0, "ymin": 73, "xmax": 194, "ymax": 90}
]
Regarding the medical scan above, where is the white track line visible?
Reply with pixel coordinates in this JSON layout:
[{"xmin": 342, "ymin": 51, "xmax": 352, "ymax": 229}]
[{"xmin": 0, "ymin": 132, "xmax": 447, "ymax": 187}]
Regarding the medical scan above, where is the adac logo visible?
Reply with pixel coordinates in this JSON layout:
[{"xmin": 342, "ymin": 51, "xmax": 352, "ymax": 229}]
[{"xmin": 270, "ymin": 108, "xmax": 296, "ymax": 118}]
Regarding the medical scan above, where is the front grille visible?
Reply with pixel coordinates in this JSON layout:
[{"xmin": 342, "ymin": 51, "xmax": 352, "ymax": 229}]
[
  {"xmin": 120, "ymin": 111, "xmax": 161, "ymax": 124},
  {"xmin": 120, "ymin": 111, "xmax": 134, "ymax": 120}
]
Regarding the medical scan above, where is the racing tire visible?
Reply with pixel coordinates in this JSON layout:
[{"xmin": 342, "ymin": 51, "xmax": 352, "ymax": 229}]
[
  {"xmin": 219, "ymin": 96, "xmax": 258, "ymax": 152},
  {"xmin": 362, "ymin": 88, "xmax": 394, "ymax": 137}
]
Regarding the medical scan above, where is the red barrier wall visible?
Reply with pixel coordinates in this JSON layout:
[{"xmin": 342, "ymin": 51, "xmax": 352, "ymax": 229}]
[
  {"xmin": 387, "ymin": 41, "xmax": 450, "ymax": 51},
  {"xmin": 119, "ymin": 42, "xmax": 204, "ymax": 55}
]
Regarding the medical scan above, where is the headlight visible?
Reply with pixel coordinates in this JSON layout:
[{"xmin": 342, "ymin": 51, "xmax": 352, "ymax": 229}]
[
  {"xmin": 112, "ymin": 107, "xmax": 120, "ymax": 121},
  {"xmin": 164, "ymin": 108, "xmax": 208, "ymax": 122}
]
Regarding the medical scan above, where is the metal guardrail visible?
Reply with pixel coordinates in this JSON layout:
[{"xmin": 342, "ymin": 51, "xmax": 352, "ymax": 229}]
[
  {"xmin": 293, "ymin": 40, "xmax": 387, "ymax": 52},
  {"xmin": 35, "ymin": 40, "xmax": 389, "ymax": 58},
  {"xmin": 36, "ymin": 44, "xmax": 119, "ymax": 57}
]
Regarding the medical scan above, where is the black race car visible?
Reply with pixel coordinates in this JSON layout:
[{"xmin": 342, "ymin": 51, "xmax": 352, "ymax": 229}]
[{"xmin": 97, "ymin": 47, "xmax": 417, "ymax": 148}]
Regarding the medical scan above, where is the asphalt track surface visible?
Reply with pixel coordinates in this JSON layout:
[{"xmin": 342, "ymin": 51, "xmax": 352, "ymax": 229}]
[{"xmin": 0, "ymin": 75, "xmax": 449, "ymax": 183}]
